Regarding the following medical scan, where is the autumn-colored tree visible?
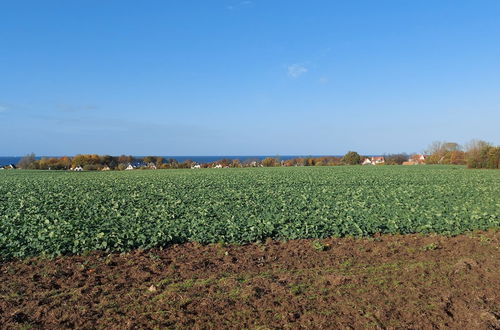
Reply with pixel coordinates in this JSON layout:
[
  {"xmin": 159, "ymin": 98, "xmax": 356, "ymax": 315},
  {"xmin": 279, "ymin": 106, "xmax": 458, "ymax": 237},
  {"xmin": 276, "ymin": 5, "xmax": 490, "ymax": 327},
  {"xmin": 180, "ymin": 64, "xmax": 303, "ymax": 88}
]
[
  {"xmin": 218, "ymin": 158, "xmax": 232, "ymax": 167},
  {"xmin": 262, "ymin": 157, "xmax": 278, "ymax": 167},
  {"xmin": 36, "ymin": 157, "xmax": 48, "ymax": 169},
  {"xmin": 486, "ymin": 146, "xmax": 500, "ymax": 169},
  {"xmin": 449, "ymin": 150, "xmax": 466, "ymax": 165},
  {"xmin": 306, "ymin": 158, "xmax": 315, "ymax": 166},
  {"xmin": 327, "ymin": 157, "xmax": 342, "ymax": 166},
  {"xmin": 314, "ymin": 157, "xmax": 328, "ymax": 166},
  {"xmin": 464, "ymin": 140, "xmax": 490, "ymax": 168},
  {"xmin": 143, "ymin": 156, "xmax": 156, "ymax": 164},
  {"xmin": 178, "ymin": 160, "xmax": 193, "ymax": 169},
  {"xmin": 58, "ymin": 156, "xmax": 72, "ymax": 169},
  {"xmin": 426, "ymin": 141, "xmax": 462, "ymax": 164},
  {"xmin": 155, "ymin": 157, "xmax": 164, "ymax": 166},
  {"xmin": 465, "ymin": 140, "xmax": 499, "ymax": 169},
  {"xmin": 118, "ymin": 155, "xmax": 133, "ymax": 164}
]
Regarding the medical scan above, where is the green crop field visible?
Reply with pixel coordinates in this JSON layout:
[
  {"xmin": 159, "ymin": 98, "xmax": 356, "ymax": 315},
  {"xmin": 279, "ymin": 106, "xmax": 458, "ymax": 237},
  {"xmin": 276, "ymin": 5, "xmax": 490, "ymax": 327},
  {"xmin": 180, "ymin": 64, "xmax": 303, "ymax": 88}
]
[{"xmin": 0, "ymin": 166, "xmax": 499, "ymax": 259}]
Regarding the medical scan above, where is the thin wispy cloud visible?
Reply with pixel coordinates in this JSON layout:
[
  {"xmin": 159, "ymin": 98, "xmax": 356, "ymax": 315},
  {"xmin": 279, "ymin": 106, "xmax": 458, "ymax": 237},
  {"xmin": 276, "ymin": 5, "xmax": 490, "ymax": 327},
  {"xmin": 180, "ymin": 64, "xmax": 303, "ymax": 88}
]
[
  {"xmin": 287, "ymin": 64, "xmax": 308, "ymax": 78},
  {"xmin": 57, "ymin": 104, "xmax": 98, "ymax": 112},
  {"xmin": 0, "ymin": 105, "xmax": 7, "ymax": 113},
  {"xmin": 319, "ymin": 77, "xmax": 329, "ymax": 84},
  {"xmin": 227, "ymin": 0, "xmax": 253, "ymax": 10}
]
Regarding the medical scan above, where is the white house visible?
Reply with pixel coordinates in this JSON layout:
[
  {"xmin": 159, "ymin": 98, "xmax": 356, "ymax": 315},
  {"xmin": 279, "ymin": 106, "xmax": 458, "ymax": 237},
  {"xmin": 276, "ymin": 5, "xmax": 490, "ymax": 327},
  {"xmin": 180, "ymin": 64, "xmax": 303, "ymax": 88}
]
[
  {"xmin": 362, "ymin": 157, "xmax": 385, "ymax": 165},
  {"xmin": 74, "ymin": 165, "xmax": 83, "ymax": 172},
  {"xmin": 404, "ymin": 154, "xmax": 427, "ymax": 165},
  {"xmin": 125, "ymin": 164, "xmax": 134, "ymax": 170},
  {"xmin": 411, "ymin": 154, "xmax": 426, "ymax": 164},
  {"xmin": 191, "ymin": 164, "xmax": 201, "ymax": 169},
  {"xmin": 214, "ymin": 164, "xmax": 223, "ymax": 169},
  {"xmin": 0, "ymin": 164, "xmax": 17, "ymax": 169}
]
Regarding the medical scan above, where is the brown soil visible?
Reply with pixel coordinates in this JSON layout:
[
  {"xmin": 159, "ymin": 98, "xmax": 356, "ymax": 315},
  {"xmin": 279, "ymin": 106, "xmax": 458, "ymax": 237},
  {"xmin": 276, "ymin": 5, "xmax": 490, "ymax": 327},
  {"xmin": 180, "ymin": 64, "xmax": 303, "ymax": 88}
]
[{"xmin": 1, "ymin": 231, "xmax": 499, "ymax": 329}]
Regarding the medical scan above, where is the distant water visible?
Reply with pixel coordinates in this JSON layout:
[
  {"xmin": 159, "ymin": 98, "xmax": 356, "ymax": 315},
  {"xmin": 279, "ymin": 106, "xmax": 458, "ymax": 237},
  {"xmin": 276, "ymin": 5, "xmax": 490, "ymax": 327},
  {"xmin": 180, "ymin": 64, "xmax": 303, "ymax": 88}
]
[
  {"xmin": 0, "ymin": 157, "xmax": 34, "ymax": 166},
  {"xmin": 0, "ymin": 155, "xmax": 341, "ymax": 167}
]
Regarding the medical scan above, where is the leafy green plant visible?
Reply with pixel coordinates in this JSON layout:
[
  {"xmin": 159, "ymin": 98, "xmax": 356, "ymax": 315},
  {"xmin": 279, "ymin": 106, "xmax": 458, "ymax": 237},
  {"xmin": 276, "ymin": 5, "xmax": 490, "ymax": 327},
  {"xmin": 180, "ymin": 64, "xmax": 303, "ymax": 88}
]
[
  {"xmin": 0, "ymin": 166, "xmax": 498, "ymax": 259},
  {"xmin": 312, "ymin": 240, "xmax": 327, "ymax": 251},
  {"xmin": 422, "ymin": 243, "xmax": 439, "ymax": 251}
]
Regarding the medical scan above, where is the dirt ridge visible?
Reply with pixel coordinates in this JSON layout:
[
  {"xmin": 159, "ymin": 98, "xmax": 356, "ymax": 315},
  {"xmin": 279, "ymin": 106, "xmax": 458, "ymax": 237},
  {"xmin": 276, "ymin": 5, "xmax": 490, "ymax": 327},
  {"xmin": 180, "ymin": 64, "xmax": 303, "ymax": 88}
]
[{"xmin": 1, "ymin": 231, "xmax": 499, "ymax": 328}]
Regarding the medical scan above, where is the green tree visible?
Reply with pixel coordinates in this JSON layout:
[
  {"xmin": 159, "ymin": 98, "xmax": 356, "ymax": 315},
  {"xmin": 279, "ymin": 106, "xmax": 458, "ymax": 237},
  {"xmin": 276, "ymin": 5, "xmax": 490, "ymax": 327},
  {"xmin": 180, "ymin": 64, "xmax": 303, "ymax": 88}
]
[
  {"xmin": 342, "ymin": 151, "xmax": 361, "ymax": 165},
  {"xmin": 385, "ymin": 153, "xmax": 408, "ymax": 165}
]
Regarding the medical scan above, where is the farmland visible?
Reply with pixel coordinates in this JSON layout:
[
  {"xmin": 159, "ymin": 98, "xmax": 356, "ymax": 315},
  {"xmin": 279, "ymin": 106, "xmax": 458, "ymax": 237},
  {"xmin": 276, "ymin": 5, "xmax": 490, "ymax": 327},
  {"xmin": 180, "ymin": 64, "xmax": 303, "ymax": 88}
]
[
  {"xmin": 1, "ymin": 165, "xmax": 499, "ymax": 328},
  {"xmin": 1, "ymin": 166, "xmax": 498, "ymax": 259}
]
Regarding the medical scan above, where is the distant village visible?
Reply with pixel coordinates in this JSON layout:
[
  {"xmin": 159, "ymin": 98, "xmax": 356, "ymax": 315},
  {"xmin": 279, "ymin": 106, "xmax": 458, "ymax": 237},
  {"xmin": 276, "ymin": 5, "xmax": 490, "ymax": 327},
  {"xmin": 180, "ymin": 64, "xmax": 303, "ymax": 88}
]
[
  {"xmin": 2, "ymin": 140, "xmax": 498, "ymax": 171},
  {"xmin": 66, "ymin": 153, "xmax": 428, "ymax": 171},
  {"xmin": 0, "ymin": 153, "xmax": 431, "ymax": 171}
]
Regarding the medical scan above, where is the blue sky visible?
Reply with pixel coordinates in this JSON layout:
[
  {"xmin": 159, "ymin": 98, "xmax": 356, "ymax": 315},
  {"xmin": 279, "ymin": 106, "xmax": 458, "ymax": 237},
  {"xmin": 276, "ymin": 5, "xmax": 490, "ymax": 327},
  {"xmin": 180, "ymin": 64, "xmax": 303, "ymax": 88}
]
[{"xmin": 1, "ymin": 0, "xmax": 499, "ymax": 156}]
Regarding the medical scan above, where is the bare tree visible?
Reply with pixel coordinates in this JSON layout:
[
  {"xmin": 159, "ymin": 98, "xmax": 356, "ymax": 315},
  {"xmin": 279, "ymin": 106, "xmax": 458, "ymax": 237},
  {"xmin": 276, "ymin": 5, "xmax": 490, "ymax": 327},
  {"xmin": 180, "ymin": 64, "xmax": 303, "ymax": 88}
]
[
  {"xmin": 442, "ymin": 142, "xmax": 461, "ymax": 152},
  {"xmin": 464, "ymin": 139, "xmax": 492, "ymax": 168},
  {"xmin": 426, "ymin": 141, "xmax": 462, "ymax": 164},
  {"xmin": 464, "ymin": 139, "xmax": 490, "ymax": 153},
  {"xmin": 426, "ymin": 141, "xmax": 444, "ymax": 155},
  {"xmin": 426, "ymin": 141, "xmax": 461, "ymax": 154},
  {"xmin": 17, "ymin": 153, "xmax": 36, "ymax": 169}
]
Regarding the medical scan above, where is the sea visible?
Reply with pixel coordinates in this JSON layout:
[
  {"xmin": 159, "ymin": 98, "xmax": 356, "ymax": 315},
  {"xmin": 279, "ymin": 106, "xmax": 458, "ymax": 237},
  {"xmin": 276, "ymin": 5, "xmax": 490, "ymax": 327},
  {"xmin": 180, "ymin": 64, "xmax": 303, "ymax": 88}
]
[{"xmin": 0, "ymin": 155, "xmax": 341, "ymax": 167}]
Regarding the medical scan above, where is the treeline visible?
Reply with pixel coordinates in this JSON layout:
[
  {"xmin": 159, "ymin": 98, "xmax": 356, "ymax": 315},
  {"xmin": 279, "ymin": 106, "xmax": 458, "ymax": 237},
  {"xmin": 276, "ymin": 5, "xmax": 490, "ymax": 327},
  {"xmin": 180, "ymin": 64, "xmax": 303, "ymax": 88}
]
[
  {"xmin": 425, "ymin": 140, "xmax": 499, "ymax": 169},
  {"xmin": 17, "ymin": 154, "xmax": 199, "ymax": 170},
  {"xmin": 261, "ymin": 152, "xmax": 409, "ymax": 166},
  {"xmin": 15, "ymin": 152, "xmax": 384, "ymax": 170},
  {"xmin": 273, "ymin": 156, "xmax": 343, "ymax": 167},
  {"xmin": 14, "ymin": 139, "xmax": 499, "ymax": 171}
]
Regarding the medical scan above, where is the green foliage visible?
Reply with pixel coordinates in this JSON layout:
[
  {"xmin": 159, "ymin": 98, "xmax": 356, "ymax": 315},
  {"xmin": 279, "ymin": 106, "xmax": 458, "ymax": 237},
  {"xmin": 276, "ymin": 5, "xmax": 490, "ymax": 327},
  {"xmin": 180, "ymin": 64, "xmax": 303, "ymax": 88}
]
[
  {"xmin": 385, "ymin": 154, "xmax": 408, "ymax": 165},
  {"xmin": 0, "ymin": 166, "xmax": 498, "ymax": 259},
  {"xmin": 342, "ymin": 151, "xmax": 361, "ymax": 165},
  {"xmin": 422, "ymin": 243, "xmax": 439, "ymax": 251},
  {"xmin": 311, "ymin": 240, "xmax": 327, "ymax": 251}
]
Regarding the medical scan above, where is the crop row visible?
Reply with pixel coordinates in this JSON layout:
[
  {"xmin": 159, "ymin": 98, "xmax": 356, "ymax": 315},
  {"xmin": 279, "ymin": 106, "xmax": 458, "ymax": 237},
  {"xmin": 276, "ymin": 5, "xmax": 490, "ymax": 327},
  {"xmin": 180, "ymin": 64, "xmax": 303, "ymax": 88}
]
[{"xmin": 0, "ymin": 166, "xmax": 498, "ymax": 258}]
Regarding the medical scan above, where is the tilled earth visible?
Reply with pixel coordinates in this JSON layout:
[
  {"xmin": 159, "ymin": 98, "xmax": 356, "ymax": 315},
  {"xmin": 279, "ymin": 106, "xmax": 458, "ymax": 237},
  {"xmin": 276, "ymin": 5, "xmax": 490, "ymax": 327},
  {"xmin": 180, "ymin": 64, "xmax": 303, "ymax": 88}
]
[{"xmin": 1, "ymin": 230, "xmax": 499, "ymax": 329}]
